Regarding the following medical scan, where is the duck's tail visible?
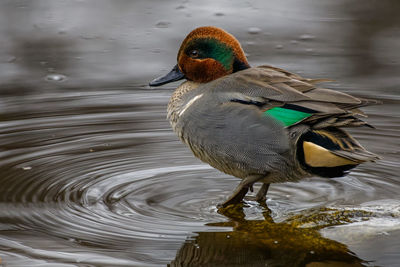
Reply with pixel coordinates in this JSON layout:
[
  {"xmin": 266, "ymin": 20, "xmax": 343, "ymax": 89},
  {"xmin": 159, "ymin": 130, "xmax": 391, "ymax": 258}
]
[{"xmin": 296, "ymin": 127, "xmax": 380, "ymax": 178}]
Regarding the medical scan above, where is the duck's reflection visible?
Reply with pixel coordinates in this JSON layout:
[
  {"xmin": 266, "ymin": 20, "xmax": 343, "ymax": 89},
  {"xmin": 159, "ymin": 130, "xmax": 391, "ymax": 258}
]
[{"xmin": 170, "ymin": 204, "xmax": 367, "ymax": 267}]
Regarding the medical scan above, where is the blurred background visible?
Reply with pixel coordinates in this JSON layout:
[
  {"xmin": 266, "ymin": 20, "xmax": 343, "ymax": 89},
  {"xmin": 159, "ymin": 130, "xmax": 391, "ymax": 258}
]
[
  {"xmin": 0, "ymin": 0, "xmax": 399, "ymax": 266},
  {"xmin": 1, "ymin": 0, "xmax": 399, "ymax": 92}
]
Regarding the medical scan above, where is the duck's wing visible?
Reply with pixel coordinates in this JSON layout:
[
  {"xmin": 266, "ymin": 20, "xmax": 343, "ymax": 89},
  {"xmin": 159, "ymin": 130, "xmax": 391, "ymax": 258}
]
[
  {"xmin": 211, "ymin": 65, "xmax": 379, "ymax": 128},
  {"xmin": 205, "ymin": 66, "xmax": 380, "ymax": 170}
]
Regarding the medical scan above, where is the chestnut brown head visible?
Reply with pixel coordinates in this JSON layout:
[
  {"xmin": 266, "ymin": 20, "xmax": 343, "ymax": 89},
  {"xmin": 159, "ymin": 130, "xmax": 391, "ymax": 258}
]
[{"xmin": 149, "ymin": 26, "xmax": 250, "ymax": 86}]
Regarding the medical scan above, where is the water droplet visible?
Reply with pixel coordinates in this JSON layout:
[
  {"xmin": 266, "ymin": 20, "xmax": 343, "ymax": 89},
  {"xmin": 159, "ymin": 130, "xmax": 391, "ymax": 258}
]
[
  {"xmin": 45, "ymin": 74, "xmax": 67, "ymax": 82},
  {"xmin": 299, "ymin": 34, "xmax": 315, "ymax": 41},
  {"xmin": 274, "ymin": 240, "xmax": 278, "ymax": 244},
  {"xmin": 310, "ymin": 250, "xmax": 315, "ymax": 254},
  {"xmin": 22, "ymin": 166, "xmax": 32, "ymax": 170},
  {"xmin": 86, "ymin": 188, "xmax": 102, "ymax": 205},
  {"xmin": 247, "ymin": 27, "xmax": 261, "ymax": 35},
  {"xmin": 214, "ymin": 12, "xmax": 225, "ymax": 17},
  {"xmin": 305, "ymin": 48, "xmax": 314, "ymax": 53},
  {"xmin": 290, "ymin": 40, "xmax": 299, "ymax": 45},
  {"xmin": 176, "ymin": 5, "xmax": 185, "ymax": 10},
  {"xmin": 155, "ymin": 21, "xmax": 171, "ymax": 28},
  {"xmin": 275, "ymin": 44, "xmax": 284, "ymax": 49},
  {"xmin": 226, "ymin": 234, "xmax": 231, "ymax": 239}
]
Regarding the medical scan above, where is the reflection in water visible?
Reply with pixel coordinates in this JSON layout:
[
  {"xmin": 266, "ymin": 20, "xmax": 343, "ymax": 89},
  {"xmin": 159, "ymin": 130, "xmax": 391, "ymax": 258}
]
[{"xmin": 171, "ymin": 205, "xmax": 368, "ymax": 267}]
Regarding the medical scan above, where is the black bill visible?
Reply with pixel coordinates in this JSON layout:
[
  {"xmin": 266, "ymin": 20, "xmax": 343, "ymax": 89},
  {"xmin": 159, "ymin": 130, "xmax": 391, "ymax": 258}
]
[{"xmin": 149, "ymin": 64, "xmax": 185, "ymax": 87}]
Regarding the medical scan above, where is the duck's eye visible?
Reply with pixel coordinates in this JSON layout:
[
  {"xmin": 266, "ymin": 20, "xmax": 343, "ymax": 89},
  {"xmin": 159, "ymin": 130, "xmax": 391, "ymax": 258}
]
[{"xmin": 190, "ymin": 50, "xmax": 199, "ymax": 58}]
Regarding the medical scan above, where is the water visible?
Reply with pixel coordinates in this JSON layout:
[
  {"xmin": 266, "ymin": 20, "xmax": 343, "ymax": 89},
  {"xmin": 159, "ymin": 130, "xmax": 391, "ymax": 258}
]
[{"xmin": 0, "ymin": 1, "xmax": 399, "ymax": 266}]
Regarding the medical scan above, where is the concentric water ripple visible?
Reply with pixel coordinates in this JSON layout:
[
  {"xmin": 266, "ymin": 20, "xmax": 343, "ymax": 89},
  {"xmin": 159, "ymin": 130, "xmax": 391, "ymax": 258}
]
[
  {"xmin": 0, "ymin": 0, "xmax": 399, "ymax": 265},
  {"xmin": 0, "ymin": 89, "xmax": 399, "ymax": 266}
]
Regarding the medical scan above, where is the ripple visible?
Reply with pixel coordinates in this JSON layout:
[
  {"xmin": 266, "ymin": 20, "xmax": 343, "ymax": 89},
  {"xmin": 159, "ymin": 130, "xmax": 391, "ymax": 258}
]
[{"xmin": 0, "ymin": 90, "xmax": 398, "ymax": 266}]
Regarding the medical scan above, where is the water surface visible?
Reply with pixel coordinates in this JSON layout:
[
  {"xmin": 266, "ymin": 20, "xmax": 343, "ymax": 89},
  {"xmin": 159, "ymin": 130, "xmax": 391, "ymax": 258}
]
[{"xmin": 0, "ymin": 1, "xmax": 399, "ymax": 266}]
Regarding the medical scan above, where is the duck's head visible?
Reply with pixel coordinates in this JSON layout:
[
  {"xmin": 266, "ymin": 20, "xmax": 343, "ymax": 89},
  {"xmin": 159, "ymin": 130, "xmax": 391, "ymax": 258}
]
[{"xmin": 149, "ymin": 26, "xmax": 250, "ymax": 86}]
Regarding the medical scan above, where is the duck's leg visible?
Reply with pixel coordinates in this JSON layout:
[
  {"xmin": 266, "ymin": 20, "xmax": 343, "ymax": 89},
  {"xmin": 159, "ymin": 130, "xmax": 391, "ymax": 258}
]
[
  {"xmin": 219, "ymin": 175, "xmax": 262, "ymax": 208},
  {"xmin": 255, "ymin": 183, "xmax": 270, "ymax": 202}
]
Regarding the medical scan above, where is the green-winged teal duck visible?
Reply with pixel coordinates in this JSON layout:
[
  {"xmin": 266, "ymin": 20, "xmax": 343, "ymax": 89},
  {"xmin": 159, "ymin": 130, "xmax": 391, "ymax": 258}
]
[{"xmin": 149, "ymin": 26, "xmax": 380, "ymax": 208}]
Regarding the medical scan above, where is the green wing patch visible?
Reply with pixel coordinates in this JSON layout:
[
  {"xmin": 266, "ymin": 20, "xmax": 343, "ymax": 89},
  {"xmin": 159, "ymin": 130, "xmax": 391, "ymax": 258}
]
[{"xmin": 264, "ymin": 107, "xmax": 312, "ymax": 126}]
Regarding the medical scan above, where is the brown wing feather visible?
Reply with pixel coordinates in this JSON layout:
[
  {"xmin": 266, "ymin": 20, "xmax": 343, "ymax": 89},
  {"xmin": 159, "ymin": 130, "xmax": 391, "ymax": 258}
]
[
  {"xmin": 217, "ymin": 66, "xmax": 380, "ymax": 129},
  {"xmin": 205, "ymin": 65, "xmax": 380, "ymax": 130}
]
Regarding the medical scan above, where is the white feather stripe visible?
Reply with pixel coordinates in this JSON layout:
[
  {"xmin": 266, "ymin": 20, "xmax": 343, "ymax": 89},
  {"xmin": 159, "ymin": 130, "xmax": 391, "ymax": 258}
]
[{"xmin": 179, "ymin": 94, "xmax": 203, "ymax": 117}]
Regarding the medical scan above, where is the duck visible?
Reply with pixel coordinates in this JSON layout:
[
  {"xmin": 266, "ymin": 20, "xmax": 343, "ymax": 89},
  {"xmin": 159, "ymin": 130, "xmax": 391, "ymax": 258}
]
[{"xmin": 149, "ymin": 26, "xmax": 380, "ymax": 208}]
